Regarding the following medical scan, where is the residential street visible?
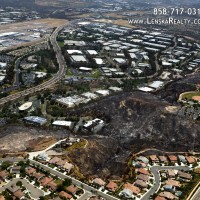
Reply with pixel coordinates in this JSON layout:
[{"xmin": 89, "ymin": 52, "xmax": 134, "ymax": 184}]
[
  {"xmin": 141, "ymin": 165, "xmax": 190, "ymax": 200},
  {"xmin": 0, "ymin": 178, "xmax": 44, "ymax": 199},
  {"xmin": 30, "ymin": 160, "xmax": 120, "ymax": 200}
]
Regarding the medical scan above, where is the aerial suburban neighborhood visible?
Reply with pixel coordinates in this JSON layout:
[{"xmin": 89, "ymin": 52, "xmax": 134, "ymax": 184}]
[{"xmin": 0, "ymin": 0, "xmax": 200, "ymax": 200}]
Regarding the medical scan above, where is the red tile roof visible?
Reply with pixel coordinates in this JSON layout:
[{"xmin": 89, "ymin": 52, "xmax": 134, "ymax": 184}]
[
  {"xmin": 185, "ymin": 156, "xmax": 196, "ymax": 164},
  {"xmin": 66, "ymin": 185, "xmax": 79, "ymax": 194},
  {"xmin": 137, "ymin": 168, "xmax": 149, "ymax": 175},
  {"xmin": 155, "ymin": 196, "xmax": 166, "ymax": 200},
  {"xmin": 168, "ymin": 155, "xmax": 177, "ymax": 162},
  {"xmin": 106, "ymin": 181, "xmax": 118, "ymax": 192},
  {"xmin": 0, "ymin": 196, "xmax": 5, "ymax": 200},
  {"xmin": 123, "ymin": 183, "xmax": 140, "ymax": 195},
  {"xmin": 59, "ymin": 191, "xmax": 72, "ymax": 199},
  {"xmin": 39, "ymin": 177, "xmax": 53, "ymax": 186}
]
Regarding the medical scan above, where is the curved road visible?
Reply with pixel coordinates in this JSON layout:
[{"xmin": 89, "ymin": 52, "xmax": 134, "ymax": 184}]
[
  {"xmin": 0, "ymin": 24, "xmax": 67, "ymax": 106},
  {"xmin": 0, "ymin": 178, "xmax": 44, "ymax": 199},
  {"xmin": 141, "ymin": 165, "xmax": 190, "ymax": 200}
]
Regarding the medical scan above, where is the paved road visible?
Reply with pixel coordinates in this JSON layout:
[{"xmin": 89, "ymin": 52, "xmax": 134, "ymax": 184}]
[
  {"xmin": 0, "ymin": 178, "xmax": 44, "ymax": 199},
  {"xmin": 0, "ymin": 23, "xmax": 67, "ymax": 106},
  {"xmin": 30, "ymin": 160, "xmax": 119, "ymax": 200},
  {"xmin": 141, "ymin": 165, "xmax": 190, "ymax": 200},
  {"xmin": 79, "ymin": 191, "xmax": 93, "ymax": 200},
  {"xmin": 190, "ymin": 185, "xmax": 200, "ymax": 200}
]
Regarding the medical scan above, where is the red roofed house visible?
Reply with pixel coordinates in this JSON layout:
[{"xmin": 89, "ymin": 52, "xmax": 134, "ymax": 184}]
[
  {"xmin": 106, "ymin": 181, "xmax": 118, "ymax": 192},
  {"xmin": 66, "ymin": 185, "xmax": 80, "ymax": 195},
  {"xmin": 0, "ymin": 196, "xmax": 5, "ymax": 200},
  {"xmin": 49, "ymin": 157, "xmax": 61, "ymax": 165},
  {"xmin": 13, "ymin": 189, "xmax": 25, "ymax": 199},
  {"xmin": 149, "ymin": 155, "xmax": 159, "ymax": 163},
  {"xmin": 47, "ymin": 181, "xmax": 58, "ymax": 191},
  {"xmin": 59, "ymin": 191, "xmax": 73, "ymax": 200},
  {"xmin": 39, "ymin": 177, "xmax": 53, "ymax": 186},
  {"xmin": 93, "ymin": 178, "xmax": 106, "ymax": 187},
  {"xmin": 185, "ymin": 156, "xmax": 196, "ymax": 164},
  {"xmin": 25, "ymin": 167, "xmax": 36, "ymax": 176},
  {"xmin": 123, "ymin": 182, "xmax": 140, "ymax": 195},
  {"xmin": 137, "ymin": 168, "xmax": 149, "ymax": 175},
  {"xmin": 168, "ymin": 155, "xmax": 177, "ymax": 163},
  {"xmin": 155, "ymin": 196, "xmax": 166, "ymax": 200},
  {"xmin": 0, "ymin": 170, "xmax": 9, "ymax": 181}
]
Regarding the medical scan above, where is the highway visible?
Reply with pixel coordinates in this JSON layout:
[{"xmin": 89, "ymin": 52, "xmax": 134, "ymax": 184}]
[
  {"xmin": 0, "ymin": 24, "xmax": 67, "ymax": 106},
  {"xmin": 141, "ymin": 165, "xmax": 190, "ymax": 200}
]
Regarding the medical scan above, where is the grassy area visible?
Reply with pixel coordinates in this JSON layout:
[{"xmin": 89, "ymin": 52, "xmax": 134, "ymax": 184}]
[
  {"xmin": 182, "ymin": 91, "xmax": 200, "ymax": 100},
  {"xmin": 180, "ymin": 172, "xmax": 200, "ymax": 200},
  {"xmin": 57, "ymin": 41, "xmax": 65, "ymax": 48},
  {"xmin": 66, "ymin": 139, "xmax": 87, "ymax": 152},
  {"xmin": 91, "ymin": 69, "xmax": 102, "ymax": 78},
  {"xmin": 66, "ymin": 68, "xmax": 73, "ymax": 76}
]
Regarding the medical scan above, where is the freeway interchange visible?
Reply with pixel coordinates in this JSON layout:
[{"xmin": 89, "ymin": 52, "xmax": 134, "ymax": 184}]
[{"xmin": 0, "ymin": 24, "xmax": 67, "ymax": 106}]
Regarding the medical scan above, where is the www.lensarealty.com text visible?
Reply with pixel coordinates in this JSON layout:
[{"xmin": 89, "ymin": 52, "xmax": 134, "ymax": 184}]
[{"xmin": 128, "ymin": 17, "xmax": 200, "ymax": 25}]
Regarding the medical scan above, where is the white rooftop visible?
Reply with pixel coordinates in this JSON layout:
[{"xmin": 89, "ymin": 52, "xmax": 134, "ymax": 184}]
[
  {"xmin": 148, "ymin": 81, "xmax": 164, "ymax": 89},
  {"xmin": 52, "ymin": 121, "xmax": 73, "ymax": 127},
  {"xmin": 138, "ymin": 87, "xmax": 154, "ymax": 92},
  {"xmin": 19, "ymin": 102, "xmax": 32, "ymax": 111},
  {"xmin": 87, "ymin": 50, "xmax": 98, "ymax": 55},
  {"xmin": 96, "ymin": 90, "xmax": 110, "ymax": 96},
  {"xmin": 67, "ymin": 50, "xmax": 83, "ymax": 54}
]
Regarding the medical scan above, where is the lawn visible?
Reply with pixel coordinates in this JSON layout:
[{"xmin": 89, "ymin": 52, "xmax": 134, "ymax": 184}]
[
  {"xmin": 57, "ymin": 41, "xmax": 64, "ymax": 48},
  {"xmin": 181, "ymin": 91, "xmax": 200, "ymax": 100}
]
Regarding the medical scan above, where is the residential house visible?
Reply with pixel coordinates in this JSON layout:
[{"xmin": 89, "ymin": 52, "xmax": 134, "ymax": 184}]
[
  {"xmin": 49, "ymin": 157, "xmax": 61, "ymax": 165},
  {"xmin": 13, "ymin": 189, "xmax": 25, "ymax": 199},
  {"xmin": 123, "ymin": 183, "xmax": 140, "ymax": 195},
  {"xmin": 63, "ymin": 162, "xmax": 74, "ymax": 173},
  {"xmin": 168, "ymin": 155, "xmax": 177, "ymax": 163},
  {"xmin": 0, "ymin": 196, "xmax": 5, "ymax": 200},
  {"xmin": 134, "ymin": 179, "xmax": 147, "ymax": 189},
  {"xmin": 39, "ymin": 177, "xmax": 53, "ymax": 187},
  {"xmin": 159, "ymin": 156, "xmax": 168, "ymax": 164},
  {"xmin": 155, "ymin": 196, "xmax": 166, "ymax": 200},
  {"xmin": 136, "ymin": 174, "xmax": 149, "ymax": 182},
  {"xmin": 185, "ymin": 156, "xmax": 196, "ymax": 164},
  {"xmin": 165, "ymin": 179, "xmax": 181, "ymax": 188},
  {"xmin": 25, "ymin": 167, "xmax": 36, "ymax": 176},
  {"xmin": 32, "ymin": 172, "xmax": 45, "ymax": 181},
  {"xmin": 136, "ymin": 156, "xmax": 149, "ymax": 164},
  {"xmin": 59, "ymin": 191, "xmax": 73, "ymax": 200},
  {"xmin": 56, "ymin": 160, "xmax": 67, "ymax": 168},
  {"xmin": 121, "ymin": 188, "xmax": 133, "ymax": 198},
  {"xmin": 89, "ymin": 196, "xmax": 104, "ymax": 200},
  {"xmin": 149, "ymin": 155, "xmax": 159, "ymax": 163},
  {"xmin": 137, "ymin": 168, "xmax": 149, "ymax": 176},
  {"xmin": 167, "ymin": 170, "xmax": 176, "ymax": 179},
  {"xmin": 10, "ymin": 166, "xmax": 21, "ymax": 174},
  {"xmin": 47, "ymin": 181, "xmax": 57, "ymax": 191},
  {"xmin": 163, "ymin": 185, "xmax": 175, "ymax": 193},
  {"xmin": 159, "ymin": 191, "xmax": 178, "ymax": 199},
  {"xmin": 178, "ymin": 171, "xmax": 192, "ymax": 181},
  {"xmin": 178, "ymin": 155, "xmax": 187, "ymax": 164},
  {"xmin": 7, "ymin": 184, "xmax": 21, "ymax": 194},
  {"xmin": 106, "ymin": 181, "xmax": 118, "ymax": 192},
  {"xmin": 66, "ymin": 185, "xmax": 80, "ymax": 195},
  {"xmin": 93, "ymin": 178, "xmax": 106, "ymax": 187},
  {"xmin": 0, "ymin": 170, "xmax": 9, "ymax": 181}
]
